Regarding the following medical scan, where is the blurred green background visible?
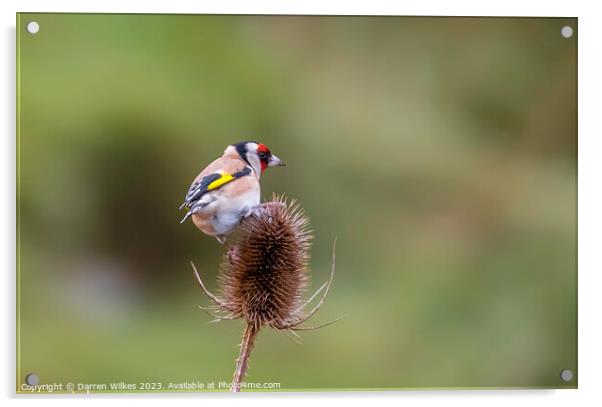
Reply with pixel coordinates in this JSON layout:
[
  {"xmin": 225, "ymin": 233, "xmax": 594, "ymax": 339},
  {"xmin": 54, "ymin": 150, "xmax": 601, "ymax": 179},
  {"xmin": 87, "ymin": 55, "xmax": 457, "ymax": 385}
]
[{"xmin": 17, "ymin": 14, "xmax": 577, "ymax": 391}]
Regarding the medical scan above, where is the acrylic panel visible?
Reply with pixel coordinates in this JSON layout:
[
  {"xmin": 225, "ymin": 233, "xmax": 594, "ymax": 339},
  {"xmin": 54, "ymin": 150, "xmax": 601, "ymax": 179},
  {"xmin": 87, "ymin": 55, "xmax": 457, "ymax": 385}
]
[{"xmin": 16, "ymin": 13, "xmax": 577, "ymax": 393}]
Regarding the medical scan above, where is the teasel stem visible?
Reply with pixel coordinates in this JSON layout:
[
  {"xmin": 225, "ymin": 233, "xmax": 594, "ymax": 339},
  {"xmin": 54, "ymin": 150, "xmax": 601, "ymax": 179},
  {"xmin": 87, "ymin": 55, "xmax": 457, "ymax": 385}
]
[{"xmin": 232, "ymin": 323, "xmax": 258, "ymax": 392}]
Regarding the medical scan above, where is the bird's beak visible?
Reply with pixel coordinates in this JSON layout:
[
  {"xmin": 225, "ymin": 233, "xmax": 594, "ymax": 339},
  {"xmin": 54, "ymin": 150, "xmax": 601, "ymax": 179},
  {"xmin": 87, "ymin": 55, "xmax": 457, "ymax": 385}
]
[{"xmin": 268, "ymin": 155, "xmax": 285, "ymax": 167}]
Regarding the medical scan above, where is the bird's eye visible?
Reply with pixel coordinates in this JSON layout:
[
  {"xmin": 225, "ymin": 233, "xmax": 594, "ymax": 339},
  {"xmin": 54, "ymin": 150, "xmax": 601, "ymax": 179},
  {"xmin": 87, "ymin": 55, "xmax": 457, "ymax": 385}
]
[{"xmin": 258, "ymin": 152, "xmax": 268, "ymax": 160}]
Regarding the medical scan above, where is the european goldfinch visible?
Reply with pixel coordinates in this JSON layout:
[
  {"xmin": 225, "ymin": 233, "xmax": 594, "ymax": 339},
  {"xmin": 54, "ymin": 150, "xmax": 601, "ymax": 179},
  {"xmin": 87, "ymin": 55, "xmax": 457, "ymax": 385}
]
[{"xmin": 179, "ymin": 141, "xmax": 285, "ymax": 243}]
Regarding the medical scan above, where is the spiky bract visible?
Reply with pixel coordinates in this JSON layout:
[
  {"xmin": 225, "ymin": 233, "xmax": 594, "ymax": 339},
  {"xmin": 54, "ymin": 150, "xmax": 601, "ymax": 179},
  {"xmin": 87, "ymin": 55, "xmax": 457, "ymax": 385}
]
[{"xmin": 219, "ymin": 197, "xmax": 312, "ymax": 330}]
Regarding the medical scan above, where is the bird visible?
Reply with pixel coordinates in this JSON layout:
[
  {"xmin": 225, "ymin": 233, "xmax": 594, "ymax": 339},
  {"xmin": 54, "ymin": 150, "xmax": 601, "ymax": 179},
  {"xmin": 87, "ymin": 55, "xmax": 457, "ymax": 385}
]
[{"xmin": 179, "ymin": 141, "xmax": 285, "ymax": 243}]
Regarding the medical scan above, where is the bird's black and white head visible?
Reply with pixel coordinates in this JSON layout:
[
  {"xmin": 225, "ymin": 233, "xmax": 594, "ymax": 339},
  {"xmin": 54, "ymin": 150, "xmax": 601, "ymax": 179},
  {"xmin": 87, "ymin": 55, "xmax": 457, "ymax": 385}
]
[{"xmin": 228, "ymin": 141, "xmax": 285, "ymax": 177}]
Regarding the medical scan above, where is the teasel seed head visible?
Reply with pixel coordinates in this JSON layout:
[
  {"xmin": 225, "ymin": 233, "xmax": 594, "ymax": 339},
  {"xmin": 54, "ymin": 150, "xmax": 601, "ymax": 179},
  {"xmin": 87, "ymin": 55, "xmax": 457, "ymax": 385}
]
[
  {"xmin": 219, "ymin": 197, "xmax": 312, "ymax": 330},
  {"xmin": 190, "ymin": 195, "xmax": 338, "ymax": 392}
]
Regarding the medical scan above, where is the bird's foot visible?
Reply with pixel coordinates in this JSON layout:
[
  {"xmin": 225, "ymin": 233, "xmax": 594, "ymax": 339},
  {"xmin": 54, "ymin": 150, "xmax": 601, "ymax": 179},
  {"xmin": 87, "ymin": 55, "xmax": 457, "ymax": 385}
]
[
  {"xmin": 227, "ymin": 245, "xmax": 239, "ymax": 266},
  {"xmin": 250, "ymin": 201, "xmax": 285, "ymax": 218}
]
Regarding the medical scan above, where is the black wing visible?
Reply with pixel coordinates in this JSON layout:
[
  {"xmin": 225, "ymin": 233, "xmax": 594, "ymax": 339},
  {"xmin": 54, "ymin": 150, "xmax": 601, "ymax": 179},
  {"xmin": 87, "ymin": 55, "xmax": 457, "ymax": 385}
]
[
  {"xmin": 179, "ymin": 173, "xmax": 222, "ymax": 211},
  {"xmin": 179, "ymin": 167, "xmax": 252, "ymax": 222}
]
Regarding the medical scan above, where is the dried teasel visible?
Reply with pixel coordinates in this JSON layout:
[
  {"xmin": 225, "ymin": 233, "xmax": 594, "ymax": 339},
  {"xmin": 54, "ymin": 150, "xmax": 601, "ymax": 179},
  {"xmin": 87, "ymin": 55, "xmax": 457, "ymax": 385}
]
[{"xmin": 191, "ymin": 195, "xmax": 337, "ymax": 392}]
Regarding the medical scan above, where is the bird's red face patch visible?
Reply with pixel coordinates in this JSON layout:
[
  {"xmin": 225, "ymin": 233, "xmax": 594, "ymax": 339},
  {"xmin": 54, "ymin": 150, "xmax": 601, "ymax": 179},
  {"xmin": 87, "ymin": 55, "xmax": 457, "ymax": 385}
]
[
  {"xmin": 257, "ymin": 143, "xmax": 271, "ymax": 173},
  {"xmin": 257, "ymin": 143, "xmax": 270, "ymax": 154}
]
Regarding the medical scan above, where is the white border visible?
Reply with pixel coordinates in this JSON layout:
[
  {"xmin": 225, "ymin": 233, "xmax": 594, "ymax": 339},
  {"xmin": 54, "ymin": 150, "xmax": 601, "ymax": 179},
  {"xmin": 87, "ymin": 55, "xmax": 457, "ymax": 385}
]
[
  {"xmin": 0, "ymin": 0, "xmax": 586, "ymax": 17},
  {"xmin": 3, "ymin": 1, "xmax": 601, "ymax": 406}
]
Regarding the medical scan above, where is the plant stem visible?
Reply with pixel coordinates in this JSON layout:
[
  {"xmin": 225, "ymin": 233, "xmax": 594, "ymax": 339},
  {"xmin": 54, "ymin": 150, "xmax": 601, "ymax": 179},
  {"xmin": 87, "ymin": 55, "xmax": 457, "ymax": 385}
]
[{"xmin": 231, "ymin": 323, "xmax": 258, "ymax": 392}]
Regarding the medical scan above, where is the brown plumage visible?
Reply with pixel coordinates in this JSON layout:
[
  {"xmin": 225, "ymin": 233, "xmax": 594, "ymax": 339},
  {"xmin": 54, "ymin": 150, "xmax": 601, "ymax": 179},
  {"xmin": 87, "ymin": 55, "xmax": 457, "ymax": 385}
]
[
  {"xmin": 190, "ymin": 150, "xmax": 258, "ymax": 237},
  {"xmin": 191, "ymin": 196, "xmax": 337, "ymax": 392},
  {"xmin": 191, "ymin": 175, "xmax": 259, "ymax": 236},
  {"xmin": 194, "ymin": 148, "xmax": 248, "ymax": 181}
]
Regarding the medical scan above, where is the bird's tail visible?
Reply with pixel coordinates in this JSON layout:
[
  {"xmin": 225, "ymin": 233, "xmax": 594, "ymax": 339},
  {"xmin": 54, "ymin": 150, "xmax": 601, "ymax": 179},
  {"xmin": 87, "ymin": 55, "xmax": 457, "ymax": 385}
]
[{"xmin": 180, "ymin": 211, "xmax": 192, "ymax": 224}]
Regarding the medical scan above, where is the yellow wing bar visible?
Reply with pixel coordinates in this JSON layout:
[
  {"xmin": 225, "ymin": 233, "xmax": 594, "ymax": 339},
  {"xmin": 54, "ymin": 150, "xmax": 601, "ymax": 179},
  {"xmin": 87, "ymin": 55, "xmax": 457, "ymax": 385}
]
[
  {"xmin": 180, "ymin": 166, "xmax": 253, "ymax": 214},
  {"xmin": 207, "ymin": 172, "xmax": 235, "ymax": 191}
]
